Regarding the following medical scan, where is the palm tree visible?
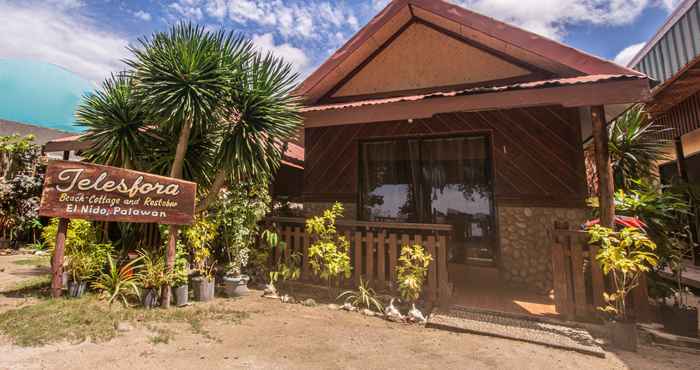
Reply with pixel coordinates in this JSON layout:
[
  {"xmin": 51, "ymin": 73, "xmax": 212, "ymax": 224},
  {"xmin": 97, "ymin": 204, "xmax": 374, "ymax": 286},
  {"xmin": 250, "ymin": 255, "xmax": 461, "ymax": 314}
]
[
  {"xmin": 75, "ymin": 73, "xmax": 148, "ymax": 169},
  {"xmin": 197, "ymin": 52, "xmax": 302, "ymax": 211},
  {"xmin": 126, "ymin": 23, "xmax": 253, "ymax": 307},
  {"xmin": 608, "ymin": 104, "xmax": 672, "ymax": 190}
]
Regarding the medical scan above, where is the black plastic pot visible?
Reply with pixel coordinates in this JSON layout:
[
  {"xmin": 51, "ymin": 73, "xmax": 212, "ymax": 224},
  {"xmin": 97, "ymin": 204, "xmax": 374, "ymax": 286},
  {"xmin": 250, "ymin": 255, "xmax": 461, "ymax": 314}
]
[
  {"xmin": 606, "ymin": 321, "xmax": 638, "ymax": 351},
  {"xmin": 172, "ymin": 284, "xmax": 189, "ymax": 307},
  {"xmin": 192, "ymin": 277, "xmax": 215, "ymax": 302},
  {"xmin": 67, "ymin": 280, "xmax": 87, "ymax": 298},
  {"xmin": 142, "ymin": 288, "xmax": 159, "ymax": 309},
  {"xmin": 660, "ymin": 304, "xmax": 698, "ymax": 338},
  {"xmin": 223, "ymin": 275, "xmax": 250, "ymax": 298}
]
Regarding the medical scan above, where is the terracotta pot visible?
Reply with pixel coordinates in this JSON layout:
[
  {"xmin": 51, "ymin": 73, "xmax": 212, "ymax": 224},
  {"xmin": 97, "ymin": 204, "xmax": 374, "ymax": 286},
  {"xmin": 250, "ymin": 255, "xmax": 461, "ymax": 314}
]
[
  {"xmin": 606, "ymin": 321, "xmax": 638, "ymax": 351},
  {"xmin": 223, "ymin": 275, "xmax": 250, "ymax": 297},
  {"xmin": 660, "ymin": 304, "xmax": 698, "ymax": 338},
  {"xmin": 172, "ymin": 284, "xmax": 189, "ymax": 307},
  {"xmin": 192, "ymin": 277, "xmax": 215, "ymax": 302},
  {"xmin": 142, "ymin": 288, "xmax": 159, "ymax": 309},
  {"xmin": 67, "ymin": 280, "xmax": 87, "ymax": 298}
]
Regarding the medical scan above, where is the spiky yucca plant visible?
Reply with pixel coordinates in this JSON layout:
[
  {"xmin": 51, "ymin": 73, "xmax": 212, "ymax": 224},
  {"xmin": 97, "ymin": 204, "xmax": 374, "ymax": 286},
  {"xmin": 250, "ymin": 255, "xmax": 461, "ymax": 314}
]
[
  {"xmin": 608, "ymin": 104, "xmax": 672, "ymax": 190},
  {"xmin": 75, "ymin": 73, "xmax": 148, "ymax": 169}
]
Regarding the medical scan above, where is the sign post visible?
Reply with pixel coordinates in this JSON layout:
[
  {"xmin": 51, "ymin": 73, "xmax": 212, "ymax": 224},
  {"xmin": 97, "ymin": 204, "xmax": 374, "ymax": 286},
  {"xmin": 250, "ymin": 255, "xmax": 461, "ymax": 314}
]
[{"xmin": 39, "ymin": 160, "xmax": 196, "ymax": 298}]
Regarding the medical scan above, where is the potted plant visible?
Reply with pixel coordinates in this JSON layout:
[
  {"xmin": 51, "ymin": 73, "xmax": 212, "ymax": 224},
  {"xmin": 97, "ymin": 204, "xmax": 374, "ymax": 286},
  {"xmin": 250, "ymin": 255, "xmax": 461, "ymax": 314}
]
[
  {"xmin": 660, "ymin": 229, "xmax": 698, "ymax": 338},
  {"xmin": 589, "ymin": 225, "xmax": 659, "ymax": 351},
  {"xmin": 222, "ymin": 248, "xmax": 250, "ymax": 298},
  {"xmin": 137, "ymin": 250, "xmax": 168, "ymax": 309},
  {"xmin": 306, "ymin": 202, "xmax": 352, "ymax": 298},
  {"xmin": 66, "ymin": 251, "xmax": 94, "ymax": 298},
  {"xmin": 171, "ymin": 245, "xmax": 190, "ymax": 307},
  {"xmin": 185, "ymin": 217, "xmax": 217, "ymax": 302}
]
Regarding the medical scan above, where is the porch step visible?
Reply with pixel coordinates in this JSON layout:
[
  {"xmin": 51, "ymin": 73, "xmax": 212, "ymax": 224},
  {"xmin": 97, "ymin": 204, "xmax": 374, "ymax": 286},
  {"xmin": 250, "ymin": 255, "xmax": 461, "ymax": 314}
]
[{"xmin": 427, "ymin": 306, "xmax": 606, "ymax": 358}]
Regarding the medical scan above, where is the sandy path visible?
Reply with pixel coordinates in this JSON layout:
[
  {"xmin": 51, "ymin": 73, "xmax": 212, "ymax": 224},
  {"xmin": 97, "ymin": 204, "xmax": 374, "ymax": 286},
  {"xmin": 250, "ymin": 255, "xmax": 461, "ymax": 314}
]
[{"xmin": 2, "ymin": 292, "xmax": 699, "ymax": 370}]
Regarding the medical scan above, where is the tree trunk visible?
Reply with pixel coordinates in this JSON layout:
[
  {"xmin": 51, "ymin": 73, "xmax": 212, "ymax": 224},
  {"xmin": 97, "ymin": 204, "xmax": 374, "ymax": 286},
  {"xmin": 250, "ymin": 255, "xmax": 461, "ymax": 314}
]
[
  {"xmin": 162, "ymin": 119, "xmax": 193, "ymax": 308},
  {"xmin": 591, "ymin": 106, "xmax": 615, "ymax": 228},
  {"xmin": 196, "ymin": 168, "xmax": 227, "ymax": 213}
]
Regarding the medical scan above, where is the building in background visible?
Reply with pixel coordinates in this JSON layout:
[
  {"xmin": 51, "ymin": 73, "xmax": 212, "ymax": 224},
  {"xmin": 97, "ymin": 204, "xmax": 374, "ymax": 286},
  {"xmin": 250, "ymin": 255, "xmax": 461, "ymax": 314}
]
[{"xmin": 628, "ymin": 0, "xmax": 700, "ymax": 265}]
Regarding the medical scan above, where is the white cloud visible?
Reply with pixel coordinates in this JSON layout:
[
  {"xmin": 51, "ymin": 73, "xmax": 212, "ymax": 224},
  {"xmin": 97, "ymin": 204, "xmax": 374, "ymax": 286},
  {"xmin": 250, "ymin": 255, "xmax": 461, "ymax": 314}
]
[
  {"xmin": 169, "ymin": 0, "xmax": 204, "ymax": 20},
  {"xmin": 449, "ymin": 0, "xmax": 668, "ymax": 40},
  {"xmin": 133, "ymin": 10, "xmax": 152, "ymax": 21},
  {"xmin": 657, "ymin": 0, "xmax": 683, "ymax": 11},
  {"xmin": 252, "ymin": 33, "xmax": 310, "ymax": 75},
  {"xmin": 614, "ymin": 42, "xmax": 646, "ymax": 66},
  {"xmin": 0, "ymin": 2, "xmax": 128, "ymax": 83}
]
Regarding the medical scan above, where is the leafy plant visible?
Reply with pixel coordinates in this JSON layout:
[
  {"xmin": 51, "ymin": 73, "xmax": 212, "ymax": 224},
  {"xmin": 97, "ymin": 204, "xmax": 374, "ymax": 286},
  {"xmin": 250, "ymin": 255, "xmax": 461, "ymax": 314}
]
[
  {"xmin": 42, "ymin": 219, "xmax": 99, "ymax": 255},
  {"xmin": 396, "ymin": 244, "xmax": 433, "ymax": 303},
  {"xmin": 588, "ymin": 225, "xmax": 659, "ymax": 321},
  {"xmin": 269, "ymin": 249, "xmax": 301, "ymax": 296},
  {"xmin": 92, "ymin": 254, "xmax": 143, "ymax": 307},
  {"xmin": 172, "ymin": 244, "xmax": 189, "ymax": 288},
  {"xmin": 306, "ymin": 203, "xmax": 352, "ymax": 297},
  {"xmin": 214, "ymin": 183, "xmax": 270, "ymax": 276},
  {"xmin": 137, "ymin": 250, "xmax": 170, "ymax": 290},
  {"xmin": 666, "ymin": 226, "xmax": 696, "ymax": 307},
  {"xmin": 184, "ymin": 216, "xmax": 217, "ymax": 280},
  {"xmin": 337, "ymin": 278, "xmax": 384, "ymax": 312},
  {"xmin": 64, "ymin": 242, "xmax": 113, "ymax": 283},
  {"xmin": 0, "ymin": 134, "xmax": 43, "ymax": 244}
]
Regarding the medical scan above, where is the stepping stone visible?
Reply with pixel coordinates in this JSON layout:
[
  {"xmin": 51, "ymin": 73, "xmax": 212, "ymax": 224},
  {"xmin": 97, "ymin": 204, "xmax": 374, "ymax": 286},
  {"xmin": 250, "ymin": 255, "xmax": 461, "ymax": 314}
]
[{"xmin": 427, "ymin": 306, "xmax": 605, "ymax": 358}]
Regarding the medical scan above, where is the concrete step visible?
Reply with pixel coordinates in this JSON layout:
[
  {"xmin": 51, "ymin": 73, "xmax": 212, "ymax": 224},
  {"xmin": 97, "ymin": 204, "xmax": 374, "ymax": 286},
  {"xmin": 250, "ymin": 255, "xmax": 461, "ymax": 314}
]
[{"xmin": 427, "ymin": 305, "xmax": 606, "ymax": 358}]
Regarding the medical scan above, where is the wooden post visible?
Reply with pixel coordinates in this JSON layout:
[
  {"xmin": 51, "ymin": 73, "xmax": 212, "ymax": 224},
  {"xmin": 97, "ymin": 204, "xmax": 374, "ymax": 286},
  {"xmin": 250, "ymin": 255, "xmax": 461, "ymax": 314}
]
[
  {"xmin": 161, "ymin": 225, "xmax": 178, "ymax": 308},
  {"xmin": 591, "ymin": 106, "xmax": 615, "ymax": 227},
  {"xmin": 51, "ymin": 218, "xmax": 68, "ymax": 298},
  {"xmin": 674, "ymin": 137, "xmax": 689, "ymax": 182}
]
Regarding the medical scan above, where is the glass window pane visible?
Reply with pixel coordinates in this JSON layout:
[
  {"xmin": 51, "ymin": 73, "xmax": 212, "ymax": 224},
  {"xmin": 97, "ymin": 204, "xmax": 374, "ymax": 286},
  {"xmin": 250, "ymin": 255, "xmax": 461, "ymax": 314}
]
[{"xmin": 360, "ymin": 140, "xmax": 419, "ymax": 222}]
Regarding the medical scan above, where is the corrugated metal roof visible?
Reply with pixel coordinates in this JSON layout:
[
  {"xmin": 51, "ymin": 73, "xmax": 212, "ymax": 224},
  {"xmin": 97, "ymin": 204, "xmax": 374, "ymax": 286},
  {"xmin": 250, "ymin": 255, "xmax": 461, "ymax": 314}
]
[
  {"xmin": 301, "ymin": 74, "xmax": 645, "ymax": 113},
  {"xmin": 628, "ymin": 0, "xmax": 700, "ymax": 84}
]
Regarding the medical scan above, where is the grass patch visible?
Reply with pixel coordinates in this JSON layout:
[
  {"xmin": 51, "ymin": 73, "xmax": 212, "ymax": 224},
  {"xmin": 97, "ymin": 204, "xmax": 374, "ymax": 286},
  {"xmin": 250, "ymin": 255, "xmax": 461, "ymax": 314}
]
[
  {"xmin": 147, "ymin": 325, "xmax": 175, "ymax": 345},
  {"xmin": 0, "ymin": 295, "xmax": 249, "ymax": 347},
  {"xmin": 12, "ymin": 256, "xmax": 50, "ymax": 267}
]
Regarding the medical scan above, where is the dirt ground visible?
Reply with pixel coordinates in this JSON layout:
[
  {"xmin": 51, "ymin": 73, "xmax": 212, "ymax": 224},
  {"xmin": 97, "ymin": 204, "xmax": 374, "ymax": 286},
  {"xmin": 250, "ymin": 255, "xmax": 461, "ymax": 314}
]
[
  {"xmin": 0, "ymin": 252, "xmax": 49, "ymax": 293},
  {"xmin": 1, "ymin": 253, "xmax": 700, "ymax": 370}
]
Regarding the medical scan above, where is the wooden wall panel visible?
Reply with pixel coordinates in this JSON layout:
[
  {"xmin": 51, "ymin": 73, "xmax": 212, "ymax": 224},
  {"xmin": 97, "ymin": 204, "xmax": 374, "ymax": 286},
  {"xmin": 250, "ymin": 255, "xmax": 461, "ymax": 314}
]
[
  {"xmin": 655, "ymin": 90, "xmax": 700, "ymax": 140},
  {"xmin": 303, "ymin": 105, "xmax": 587, "ymax": 208}
]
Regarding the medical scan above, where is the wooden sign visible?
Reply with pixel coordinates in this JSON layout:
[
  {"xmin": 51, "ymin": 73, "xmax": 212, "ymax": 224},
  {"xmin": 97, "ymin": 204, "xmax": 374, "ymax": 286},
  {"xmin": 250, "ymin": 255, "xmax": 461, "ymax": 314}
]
[{"xmin": 39, "ymin": 160, "xmax": 196, "ymax": 225}]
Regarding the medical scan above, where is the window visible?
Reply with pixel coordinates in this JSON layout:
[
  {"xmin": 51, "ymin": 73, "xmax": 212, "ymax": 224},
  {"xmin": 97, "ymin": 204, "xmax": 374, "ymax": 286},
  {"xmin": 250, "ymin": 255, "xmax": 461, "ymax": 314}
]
[{"xmin": 359, "ymin": 135, "xmax": 496, "ymax": 263}]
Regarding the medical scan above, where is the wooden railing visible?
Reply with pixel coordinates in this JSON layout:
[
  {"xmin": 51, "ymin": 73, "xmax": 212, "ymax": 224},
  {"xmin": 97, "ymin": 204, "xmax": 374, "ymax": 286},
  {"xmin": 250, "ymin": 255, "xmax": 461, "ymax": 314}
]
[
  {"xmin": 551, "ymin": 227, "xmax": 651, "ymax": 322},
  {"xmin": 263, "ymin": 217, "xmax": 453, "ymax": 303}
]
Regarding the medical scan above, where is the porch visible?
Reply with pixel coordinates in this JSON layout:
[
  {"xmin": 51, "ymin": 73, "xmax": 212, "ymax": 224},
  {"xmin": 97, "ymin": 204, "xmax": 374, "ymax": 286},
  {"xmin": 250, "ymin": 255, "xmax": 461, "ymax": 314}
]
[{"xmin": 265, "ymin": 217, "xmax": 651, "ymax": 322}]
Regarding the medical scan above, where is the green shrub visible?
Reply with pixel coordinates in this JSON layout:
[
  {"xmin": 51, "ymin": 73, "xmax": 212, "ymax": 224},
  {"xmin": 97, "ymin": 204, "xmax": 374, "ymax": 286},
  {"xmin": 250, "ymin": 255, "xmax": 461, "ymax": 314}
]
[
  {"xmin": 306, "ymin": 202, "xmax": 352, "ymax": 296},
  {"xmin": 184, "ymin": 216, "xmax": 217, "ymax": 279},
  {"xmin": 396, "ymin": 244, "xmax": 432, "ymax": 303},
  {"xmin": 42, "ymin": 218, "xmax": 98, "ymax": 254},
  {"xmin": 589, "ymin": 225, "xmax": 658, "ymax": 321}
]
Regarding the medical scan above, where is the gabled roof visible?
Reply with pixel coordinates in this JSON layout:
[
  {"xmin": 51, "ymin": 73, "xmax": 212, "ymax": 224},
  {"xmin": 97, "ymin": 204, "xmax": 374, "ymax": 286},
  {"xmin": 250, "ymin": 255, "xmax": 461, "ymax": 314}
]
[{"xmin": 296, "ymin": 0, "xmax": 643, "ymax": 105}]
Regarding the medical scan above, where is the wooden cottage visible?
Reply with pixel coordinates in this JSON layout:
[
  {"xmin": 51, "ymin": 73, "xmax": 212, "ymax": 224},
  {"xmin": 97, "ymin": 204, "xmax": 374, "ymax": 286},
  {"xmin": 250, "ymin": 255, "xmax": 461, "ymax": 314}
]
[{"xmin": 270, "ymin": 0, "xmax": 653, "ymax": 313}]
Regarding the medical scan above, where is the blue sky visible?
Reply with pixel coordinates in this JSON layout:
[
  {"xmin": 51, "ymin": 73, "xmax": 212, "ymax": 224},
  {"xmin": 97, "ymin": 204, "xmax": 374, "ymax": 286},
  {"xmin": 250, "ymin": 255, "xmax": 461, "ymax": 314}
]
[{"xmin": 0, "ymin": 0, "xmax": 684, "ymax": 83}]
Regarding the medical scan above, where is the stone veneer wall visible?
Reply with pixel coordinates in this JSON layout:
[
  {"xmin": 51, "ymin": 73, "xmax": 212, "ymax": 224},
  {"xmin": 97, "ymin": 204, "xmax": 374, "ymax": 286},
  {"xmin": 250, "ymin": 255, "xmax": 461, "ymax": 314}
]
[
  {"xmin": 498, "ymin": 206, "xmax": 588, "ymax": 293},
  {"xmin": 304, "ymin": 202, "xmax": 358, "ymax": 220}
]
